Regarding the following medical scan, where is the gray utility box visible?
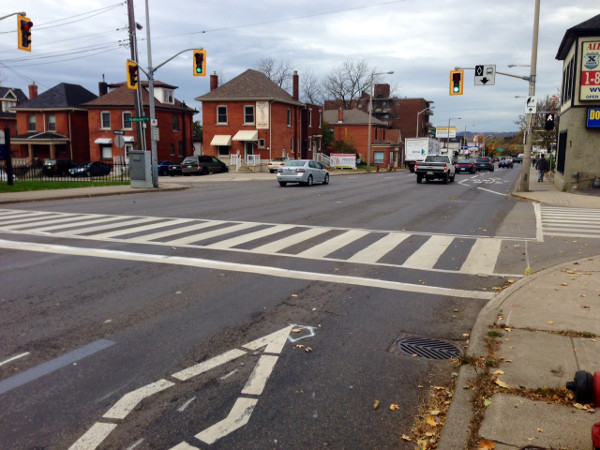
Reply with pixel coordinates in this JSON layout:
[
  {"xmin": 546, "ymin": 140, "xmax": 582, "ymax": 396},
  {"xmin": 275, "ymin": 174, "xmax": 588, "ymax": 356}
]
[{"xmin": 129, "ymin": 150, "xmax": 152, "ymax": 188}]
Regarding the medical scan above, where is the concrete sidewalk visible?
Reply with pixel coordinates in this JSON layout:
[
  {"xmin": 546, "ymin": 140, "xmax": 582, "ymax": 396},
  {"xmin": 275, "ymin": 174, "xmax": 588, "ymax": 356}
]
[{"xmin": 440, "ymin": 169, "xmax": 600, "ymax": 449}]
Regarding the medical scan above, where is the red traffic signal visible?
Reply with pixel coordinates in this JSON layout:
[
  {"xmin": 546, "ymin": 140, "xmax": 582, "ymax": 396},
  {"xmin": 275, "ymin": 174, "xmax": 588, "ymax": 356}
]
[{"xmin": 17, "ymin": 15, "xmax": 33, "ymax": 52}]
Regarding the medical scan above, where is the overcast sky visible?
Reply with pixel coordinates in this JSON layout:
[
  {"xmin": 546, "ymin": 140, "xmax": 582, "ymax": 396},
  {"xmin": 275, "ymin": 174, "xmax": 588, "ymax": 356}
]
[{"xmin": 0, "ymin": 1, "xmax": 598, "ymax": 133}]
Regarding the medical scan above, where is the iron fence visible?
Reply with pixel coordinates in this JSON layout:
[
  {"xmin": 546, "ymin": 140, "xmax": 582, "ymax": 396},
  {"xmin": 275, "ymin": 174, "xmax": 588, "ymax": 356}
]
[{"xmin": 1, "ymin": 161, "xmax": 130, "ymax": 182}]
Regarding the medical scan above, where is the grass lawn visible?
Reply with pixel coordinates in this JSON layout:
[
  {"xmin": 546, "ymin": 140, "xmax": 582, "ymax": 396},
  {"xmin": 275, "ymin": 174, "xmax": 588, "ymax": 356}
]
[{"xmin": 0, "ymin": 180, "xmax": 129, "ymax": 193}]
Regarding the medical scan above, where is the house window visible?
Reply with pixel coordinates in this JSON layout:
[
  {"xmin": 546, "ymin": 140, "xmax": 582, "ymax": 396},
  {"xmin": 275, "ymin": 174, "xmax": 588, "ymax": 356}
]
[
  {"xmin": 258, "ymin": 139, "xmax": 265, "ymax": 149},
  {"xmin": 318, "ymin": 110, "xmax": 322, "ymax": 128},
  {"xmin": 101, "ymin": 111, "xmax": 111, "ymax": 129},
  {"xmin": 244, "ymin": 105, "xmax": 254, "ymax": 124},
  {"xmin": 373, "ymin": 151, "xmax": 385, "ymax": 164},
  {"xmin": 163, "ymin": 89, "xmax": 174, "ymax": 104},
  {"xmin": 28, "ymin": 114, "xmax": 36, "ymax": 131},
  {"xmin": 290, "ymin": 137, "xmax": 294, "ymax": 154},
  {"xmin": 123, "ymin": 112, "xmax": 132, "ymax": 130},
  {"xmin": 308, "ymin": 109, "xmax": 313, "ymax": 128},
  {"xmin": 287, "ymin": 109, "xmax": 292, "ymax": 127},
  {"xmin": 172, "ymin": 114, "xmax": 180, "ymax": 131},
  {"xmin": 47, "ymin": 114, "xmax": 56, "ymax": 131},
  {"xmin": 217, "ymin": 106, "xmax": 227, "ymax": 124},
  {"xmin": 170, "ymin": 144, "xmax": 175, "ymax": 156},
  {"xmin": 218, "ymin": 146, "xmax": 230, "ymax": 157},
  {"xmin": 101, "ymin": 145, "xmax": 112, "ymax": 159}
]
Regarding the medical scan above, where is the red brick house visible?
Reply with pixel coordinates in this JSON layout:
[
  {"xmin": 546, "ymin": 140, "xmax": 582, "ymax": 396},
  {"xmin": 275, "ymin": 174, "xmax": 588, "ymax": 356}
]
[
  {"xmin": 195, "ymin": 69, "xmax": 323, "ymax": 169},
  {"xmin": 84, "ymin": 81, "xmax": 195, "ymax": 163},
  {"xmin": 0, "ymin": 86, "xmax": 28, "ymax": 155},
  {"xmin": 11, "ymin": 83, "xmax": 97, "ymax": 162},
  {"xmin": 323, "ymin": 108, "xmax": 401, "ymax": 167}
]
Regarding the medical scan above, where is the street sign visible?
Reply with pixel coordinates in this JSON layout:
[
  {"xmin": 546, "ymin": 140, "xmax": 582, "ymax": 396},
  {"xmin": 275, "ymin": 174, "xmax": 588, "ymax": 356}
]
[
  {"xmin": 130, "ymin": 116, "xmax": 150, "ymax": 122},
  {"xmin": 114, "ymin": 135, "xmax": 125, "ymax": 148},
  {"xmin": 113, "ymin": 130, "xmax": 125, "ymax": 135},
  {"xmin": 474, "ymin": 64, "xmax": 496, "ymax": 85},
  {"xmin": 526, "ymin": 96, "xmax": 537, "ymax": 114}
]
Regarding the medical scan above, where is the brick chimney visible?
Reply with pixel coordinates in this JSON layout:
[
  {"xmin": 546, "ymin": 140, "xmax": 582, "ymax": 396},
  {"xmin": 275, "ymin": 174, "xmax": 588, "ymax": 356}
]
[
  {"xmin": 98, "ymin": 81, "xmax": 108, "ymax": 96},
  {"xmin": 28, "ymin": 82, "xmax": 38, "ymax": 99},
  {"xmin": 293, "ymin": 70, "xmax": 299, "ymax": 101},
  {"xmin": 210, "ymin": 72, "xmax": 218, "ymax": 91},
  {"xmin": 337, "ymin": 108, "xmax": 344, "ymax": 123},
  {"xmin": 374, "ymin": 83, "xmax": 390, "ymax": 98}
]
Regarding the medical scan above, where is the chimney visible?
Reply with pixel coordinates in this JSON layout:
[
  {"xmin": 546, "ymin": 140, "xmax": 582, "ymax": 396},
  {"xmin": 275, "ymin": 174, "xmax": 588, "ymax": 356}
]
[
  {"xmin": 293, "ymin": 70, "xmax": 299, "ymax": 101},
  {"xmin": 28, "ymin": 82, "xmax": 38, "ymax": 99},
  {"xmin": 337, "ymin": 108, "xmax": 344, "ymax": 123},
  {"xmin": 98, "ymin": 81, "xmax": 108, "ymax": 96},
  {"xmin": 374, "ymin": 83, "xmax": 390, "ymax": 99},
  {"xmin": 210, "ymin": 72, "xmax": 218, "ymax": 91}
]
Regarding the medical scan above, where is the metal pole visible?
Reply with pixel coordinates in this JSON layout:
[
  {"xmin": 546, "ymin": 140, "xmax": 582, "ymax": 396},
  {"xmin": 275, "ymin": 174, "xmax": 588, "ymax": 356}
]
[
  {"xmin": 127, "ymin": 0, "xmax": 145, "ymax": 152},
  {"xmin": 367, "ymin": 74, "xmax": 374, "ymax": 172},
  {"xmin": 144, "ymin": 0, "xmax": 158, "ymax": 188},
  {"xmin": 519, "ymin": 0, "xmax": 540, "ymax": 192}
]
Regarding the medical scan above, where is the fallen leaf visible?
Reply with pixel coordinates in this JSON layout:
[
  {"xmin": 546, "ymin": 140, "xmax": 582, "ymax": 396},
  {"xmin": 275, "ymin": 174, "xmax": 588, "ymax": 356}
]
[
  {"xmin": 537, "ymin": 428, "xmax": 543, "ymax": 433},
  {"xmin": 292, "ymin": 329, "xmax": 301, "ymax": 333},
  {"xmin": 484, "ymin": 398, "xmax": 492, "ymax": 407},
  {"xmin": 493, "ymin": 370, "xmax": 504, "ymax": 375},
  {"xmin": 373, "ymin": 400, "xmax": 380, "ymax": 410},
  {"xmin": 417, "ymin": 385, "xmax": 424, "ymax": 389},
  {"xmin": 426, "ymin": 415, "xmax": 438, "ymax": 426},
  {"xmin": 429, "ymin": 409, "xmax": 441, "ymax": 416},
  {"xmin": 295, "ymin": 344, "xmax": 305, "ymax": 349},
  {"xmin": 291, "ymin": 294, "xmax": 299, "ymax": 297},
  {"xmin": 478, "ymin": 439, "xmax": 495, "ymax": 449},
  {"xmin": 390, "ymin": 404, "xmax": 400, "ymax": 411},
  {"xmin": 401, "ymin": 434, "xmax": 411, "ymax": 441},
  {"xmin": 561, "ymin": 283, "xmax": 569, "ymax": 286},
  {"xmin": 304, "ymin": 347, "xmax": 312, "ymax": 353},
  {"xmin": 495, "ymin": 378, "xmax": 509, "ymax": 388},
  {"xmin": 547, "ymin": 321, "xmax": 555, "ymax": 325}
]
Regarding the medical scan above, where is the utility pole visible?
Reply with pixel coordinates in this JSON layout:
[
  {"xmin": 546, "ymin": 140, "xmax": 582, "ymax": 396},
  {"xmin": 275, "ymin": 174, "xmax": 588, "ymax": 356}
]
[
  {"xmin": 127, "ymin": 0, "xmax": 145, "ymax": 152},
  {"xmin": 519, "ymin": 0, "xmax": 540, "ymax": 192},
  {"xmin": 144, "ymin": 0, "xmax": 158, "ymax": 188}
]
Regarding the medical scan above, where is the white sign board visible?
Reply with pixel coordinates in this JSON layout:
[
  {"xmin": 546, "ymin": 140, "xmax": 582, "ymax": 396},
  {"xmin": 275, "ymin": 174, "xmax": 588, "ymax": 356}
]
[
  {"xmin": 474, "ymin": 64, "xmax": 496, "ymax": 85},
  {"xmin": 330, "ymin": 153, "xmax": 356, "ymax": 169},
  {"xmin": 525, "ymin": 96, "xmax": 537, "ymax": 114}
]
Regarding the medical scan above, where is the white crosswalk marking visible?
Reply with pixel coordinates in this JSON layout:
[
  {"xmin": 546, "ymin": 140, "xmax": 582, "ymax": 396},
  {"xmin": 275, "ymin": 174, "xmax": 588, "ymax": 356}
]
[
  {"xmin": 541, "ymin": 206, "xmax": 600, "ymax": 238},
  {"xmin": 0, "ymin": 208, "xmax": 523, "ymax": 276}
]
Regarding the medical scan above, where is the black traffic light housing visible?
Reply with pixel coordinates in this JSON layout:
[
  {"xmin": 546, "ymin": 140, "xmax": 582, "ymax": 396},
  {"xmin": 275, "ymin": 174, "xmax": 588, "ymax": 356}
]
[
  {"xmin": 449, "ymin": 70, "xmax": 464, "ymax": 96},
  {"xmin": 17, "ymin": 15, "xmax": 33, "ymax": 52},
  {"xmin": 193, "ymin": 49, "xmax": 206, "ymax": 77},
  {"xmin": 544, "ymin": 113, "xmax": 555, "ymax": 131}
]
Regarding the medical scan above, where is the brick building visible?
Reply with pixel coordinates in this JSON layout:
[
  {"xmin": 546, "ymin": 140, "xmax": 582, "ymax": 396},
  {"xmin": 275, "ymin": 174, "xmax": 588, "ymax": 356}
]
[
  {"xmin": 195, "ymin": 69, "xmax": 323, "ymax": 169},
  {"xmin": 0, "ymin": 86, "xmax": 28, "ymax": 154}
]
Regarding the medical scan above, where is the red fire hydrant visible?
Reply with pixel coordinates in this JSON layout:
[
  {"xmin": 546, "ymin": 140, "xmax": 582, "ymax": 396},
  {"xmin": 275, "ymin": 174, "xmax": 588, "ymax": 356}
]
[{"xmin": 566, "ymin": 370, "xmax": 600, "ymax": 448}]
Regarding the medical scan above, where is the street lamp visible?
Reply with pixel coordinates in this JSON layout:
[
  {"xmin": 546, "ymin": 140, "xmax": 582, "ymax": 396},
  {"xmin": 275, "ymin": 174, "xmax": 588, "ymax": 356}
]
[
  {"xmin": 367, "ymin": 70, "xmax": 394, "ymax": 172},
  {"xmin": 482, "ymin": 134, "xmax": 493, "ymax": 156},
  {"xmin": 416, "ymin": 107, "xmax": 434, "ymax": 138},
  {"xmin": 446, "ymin": 117, "xmax": 461, "ymax": 155}
]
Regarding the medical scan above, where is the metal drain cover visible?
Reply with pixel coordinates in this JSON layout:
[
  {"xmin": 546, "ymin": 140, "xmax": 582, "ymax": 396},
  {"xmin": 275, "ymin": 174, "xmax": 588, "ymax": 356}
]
[{"xmin": 391, "ymin": 334, "xmax": 460, "ymax": 360}]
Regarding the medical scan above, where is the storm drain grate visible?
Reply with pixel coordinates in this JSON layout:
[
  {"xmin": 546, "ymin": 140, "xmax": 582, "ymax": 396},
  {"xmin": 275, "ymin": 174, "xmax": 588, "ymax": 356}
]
[{"xmin": 391, "ymin": 335, "xmax": 461, "ymax": 360}]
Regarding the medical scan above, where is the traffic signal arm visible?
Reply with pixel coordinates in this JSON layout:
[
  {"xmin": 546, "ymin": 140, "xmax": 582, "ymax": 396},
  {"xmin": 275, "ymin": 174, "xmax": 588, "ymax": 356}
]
[{"xmin": 17, "ymin": 14, "xmax": 33, "ymax": 52}]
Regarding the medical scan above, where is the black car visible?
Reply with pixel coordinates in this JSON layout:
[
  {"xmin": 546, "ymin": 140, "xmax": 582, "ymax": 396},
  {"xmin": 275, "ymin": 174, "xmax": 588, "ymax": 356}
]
[
  {"xmin": 42, "ymin": 159, "xmax": 76, "ymax": 177},
  {"xmin": 475, "ymin": 157, "xmax": 494, "ymax": 172},
  {"xmin": 69, "ymin": 161, "xmax": 112, "ymax": 177},
  {"xmin": 158, "ymin": 160, "xmax": 176, "ymax": 176},
  {"xmin": 181, "ymin": 155, "xmax": 229, "ymax": 175},
  {"xmin": 168, "ymin": 161, "xmax": 183, "ymax": 176},
  {"xmin": 454, "ymin": 159, "xmax": 476, "ymax": 174}
]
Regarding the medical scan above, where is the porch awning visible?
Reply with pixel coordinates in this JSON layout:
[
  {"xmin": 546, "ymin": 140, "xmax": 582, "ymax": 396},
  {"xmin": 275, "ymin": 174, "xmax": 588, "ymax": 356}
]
[
  {"xmin": 94, "ymin": 138, "xmax": 112, "ymax": 144},
  {"xmin": 232, "ymin": 130, "xmax": 258, "ymax": 142},
  {"xmin": 210, "ymin": 135, "xmax": 232, "ymax": 146},
  {"xmin": 124, "ymin": 136, "xmax": 135, "ymax": 143}
]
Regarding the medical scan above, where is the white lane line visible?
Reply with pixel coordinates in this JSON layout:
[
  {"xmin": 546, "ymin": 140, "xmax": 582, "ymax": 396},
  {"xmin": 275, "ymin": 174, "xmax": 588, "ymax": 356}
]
[
  {"xmin": 242, "ymin": 325, "xmax": 294, "ymax": 354},
  {"xmin": 0, "ymin": 239, "xmax": 495, "ymax": 300},
  {"xmin": 0, "ymin": 351, "xmax": 30, "ymax": 367},
  {"xmin": 171, "ymin": 349, "xmax": 247, "ymax": 381},
  {"xmin": 461, "ymin": 238, "xmax": 503, "ymax": 274},
  {"xmin": 170, "ymin": 442, "xmax": 200, "ymax": 450},
  {"xmin": 68, "ymin": 422, "xmax": 118, "ymax": 450},
  {"xmin": 403, "ymin": 235, "xmax": 454, "ymax": 270},
  {"xmin": 195, "ymin": 397, "xmax": 258, "ymax": 445},
  {"xmin": 477, "ymin": 187, "xmax": 508, "ymax": 196},
  {"xmin": 347, "ymin": 232, "xmax": 410, "ymax": 263},
  {"xmin": 240, "ymin": 355, "xmax": 278, "ymax": 396},
  {"xmin": 296, "ymin": 229, "xmax": 370, "ymax": 258},
  {"xmin": 103, "ymin": 379, "xmax": 175, "ymax": 420},
  {"xmin": 534, "ymin": 203, "xmax": 543, "ymax": 242},
  {"xmin": 177, "ymin": 397, "xmax": 196, "ymax": 412}
]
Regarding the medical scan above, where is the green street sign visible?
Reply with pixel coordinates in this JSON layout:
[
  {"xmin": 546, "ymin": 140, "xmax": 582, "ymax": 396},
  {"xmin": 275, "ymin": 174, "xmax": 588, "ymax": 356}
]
[{"xmin": 130, "ymin": 116, "xmax": 150, "ymax": 122}]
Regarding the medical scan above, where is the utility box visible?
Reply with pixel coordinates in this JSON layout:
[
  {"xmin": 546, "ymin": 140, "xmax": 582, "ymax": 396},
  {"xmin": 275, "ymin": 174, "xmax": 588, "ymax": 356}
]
[{"xmin": 129, "ymin": 150, "xmax": 152, "ymax": 188}]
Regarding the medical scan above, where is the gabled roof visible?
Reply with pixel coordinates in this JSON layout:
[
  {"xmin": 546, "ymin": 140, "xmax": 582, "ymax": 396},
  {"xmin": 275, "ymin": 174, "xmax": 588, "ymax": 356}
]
[
  {"xmin": 84, "ymin": 83, "xmax": 195, "ymax": 113},
  {"xmin": 14, "ymin": 83, "xmax": 97, "ymax": 110},
  {"xmin": 556, "ymin": 13, "xmax": 600, "ymax": 60},
  {"xmin": 323, "ymin": 109, "xmax": 389, "ymax": 127},
  {"xmin": 195, "ymin": 69, "xmax": 303, "ymax": 106},
  {"xmin": 0, "ymin": 87, "xmax": 28, "ymax": 103}
]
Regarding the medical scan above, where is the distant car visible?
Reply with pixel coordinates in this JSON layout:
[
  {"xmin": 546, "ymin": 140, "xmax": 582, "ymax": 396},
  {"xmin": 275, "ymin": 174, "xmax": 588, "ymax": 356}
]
[
  {"xmin": 512, "ymin": 154, "xmax": 523, "ymax": 164},
  {"xmin": 158, "ymin": 160, "xmax": 176, "ymax": 176},
  {"xmin": 268, "ymin": 157, "xmax": 288, "ymax": 173},
  {"xmin": 454, "ymin": 159, "xmax": 476, "ymax": 174},
  {"xmin": 168, "ymin": 161, "xmax": 183, "ymax": 176},
  {"xmin": 181, "ymin": 155, "xmax": 229, "ymax": 175},
  {"xmin": 499, "ymin": 157, "xmax": 514, "ymax": 169},
  {"xmin": 475, "ymin": 157, "xmax": 494, "ymax": 172},
  {"xmin": 42, "ymin": 158, "xmax": 76, "ymax": 177},
  {"xmin": 277, "ymin": 159, "xmax": 329, "ymax": 187},
  {"xmin": 69, "ymin": 161, "xmax": 111, "ymax": 177},
  {"xmin": 0, "ymin": 169, "xmax": 17, "ymax": 181}
]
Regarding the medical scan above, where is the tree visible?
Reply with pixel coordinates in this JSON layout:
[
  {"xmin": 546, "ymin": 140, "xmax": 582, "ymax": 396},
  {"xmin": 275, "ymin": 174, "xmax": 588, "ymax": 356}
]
[
  {"xmin": 322, "ymin": 59, "xmax": 374, "ymax": 109},
  {"xmin": 322, "ymin": 121, "xmax": 334, "ymax": 152},
  {"xmin": 514, "ymin": 92, "xmax": 560, "ymax": 154},
  {"xmin": 254, "ymin": 57, "xmax": 293, "ymax": 91},
  {"xmin": 193, "ymin": 121, "xmax": 203, "ymax": 141},
  {"xmin": 300, "ymin": 68, "xmax": 323, "ymax": 104}
]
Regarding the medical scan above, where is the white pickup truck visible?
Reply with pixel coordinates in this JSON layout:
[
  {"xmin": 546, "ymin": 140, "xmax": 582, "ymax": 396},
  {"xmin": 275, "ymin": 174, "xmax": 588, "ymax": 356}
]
[{"xmin": 414, "ymin": 155, "xmax": 456, "ymax": 184}]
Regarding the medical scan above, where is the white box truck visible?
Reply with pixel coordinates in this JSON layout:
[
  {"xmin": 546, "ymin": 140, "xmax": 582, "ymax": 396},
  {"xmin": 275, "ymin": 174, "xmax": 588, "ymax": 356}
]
[{"xmin": 404, "ymin": 137, "xmax": 440, "ymax": 172}]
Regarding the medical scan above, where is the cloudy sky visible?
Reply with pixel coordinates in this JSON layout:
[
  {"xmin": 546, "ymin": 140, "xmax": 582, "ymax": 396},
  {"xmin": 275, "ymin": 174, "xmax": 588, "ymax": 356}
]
[{"xmin": 0, "ymin": 0, "xmax": 597, "ymax": 133}]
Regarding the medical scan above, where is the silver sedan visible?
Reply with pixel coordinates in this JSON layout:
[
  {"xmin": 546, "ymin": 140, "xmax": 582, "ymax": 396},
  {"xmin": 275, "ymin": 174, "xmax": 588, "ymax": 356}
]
[{"xmin": 277, "ymin": 159, "xmax": 329, "ymax": 187}]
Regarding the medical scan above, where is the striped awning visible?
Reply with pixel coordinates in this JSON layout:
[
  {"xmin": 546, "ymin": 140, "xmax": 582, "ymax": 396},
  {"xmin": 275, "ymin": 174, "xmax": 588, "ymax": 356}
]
[
  {"xmin": 210, "ymin": 135, "xmax": 232, "ymax": 146},
  {"xmin": 232, "ymin": 130, "xmax": 258, "ymax": 142}
]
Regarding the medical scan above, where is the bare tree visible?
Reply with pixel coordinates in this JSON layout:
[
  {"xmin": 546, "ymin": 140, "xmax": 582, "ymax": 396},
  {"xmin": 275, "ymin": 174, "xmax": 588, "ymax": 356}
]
[
  {"xmin": 322, "ymin": 59, "xmax": 374, "ymax": 109},
  {"xmin": 300, "ymin": 68, "xmax": 323, "ymax": 104},
  {"xmin": 254, "ymin": 57, "xmax": 293, "ymax": 91}
]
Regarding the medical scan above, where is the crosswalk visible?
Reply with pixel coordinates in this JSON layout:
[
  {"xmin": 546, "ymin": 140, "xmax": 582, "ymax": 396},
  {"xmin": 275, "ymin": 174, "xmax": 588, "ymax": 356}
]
[
  {"xmin": 0, "ymin": 208, "xmax": 524, "ymax": 276},
  {"xmin": 541, "ymin": 206, "xmax": 600, "ymax": 238}
]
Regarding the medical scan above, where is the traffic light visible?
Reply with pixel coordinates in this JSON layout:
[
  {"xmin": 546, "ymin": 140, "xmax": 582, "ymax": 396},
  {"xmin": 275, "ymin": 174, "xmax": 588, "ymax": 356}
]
[
  {"xmin": 544, "ymin": 113, "xmax": 555, "ymax": 131},
  {"xmin": 126, "ymin": 61, "xmax": 139, "ymax": 90},
  {"xmin": 17, "ymin": 15, "xmax": 33, "ymax": 52},
  {"xmin": 193, "ymin": 49, "xmax": 206, "ymax": 77},
  {"xmin": 449, "ymin": 69, "xmax": 464, "ymax": 96}
]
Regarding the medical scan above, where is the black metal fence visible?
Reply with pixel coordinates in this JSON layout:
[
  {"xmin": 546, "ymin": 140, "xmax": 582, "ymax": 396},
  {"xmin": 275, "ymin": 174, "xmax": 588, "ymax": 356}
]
[{"xmin": 1, "ymin": 161, "xmax": 130, "ymax": 182}]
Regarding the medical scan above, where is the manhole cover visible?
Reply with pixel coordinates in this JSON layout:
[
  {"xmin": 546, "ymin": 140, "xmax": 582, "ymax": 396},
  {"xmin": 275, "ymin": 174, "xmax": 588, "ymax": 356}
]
[{"xmin": 391, "ymin": 335, "xmax": 460, "ymax": 360}]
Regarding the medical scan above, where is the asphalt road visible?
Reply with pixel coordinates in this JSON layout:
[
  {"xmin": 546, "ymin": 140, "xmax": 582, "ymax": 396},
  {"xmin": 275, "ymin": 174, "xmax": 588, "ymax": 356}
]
[{"xmin": 2, "ymin": 167, "xmax": 587, "ymax": 449}]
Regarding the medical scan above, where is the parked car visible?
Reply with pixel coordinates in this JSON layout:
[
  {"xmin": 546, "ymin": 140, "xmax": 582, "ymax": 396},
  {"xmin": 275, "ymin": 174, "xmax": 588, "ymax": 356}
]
[
  {"xmin": 454, "ymin": 158, "xmax": 476, "ymax": 174},
  {"xmin": 42, "ymin": 158, "xmax": 76, "ymax": 177},
  {"xmin": 69, "ymin": 161, "xmax": 111, "ymax": 177},
  {"xmin": 168, "ymin": 161, "xmax": 183, "ymax": 176},
  {"xmin": 475, "ymin": 157, "xmax": 495, "ymax": 172},
  {"xmin": 268, "ymin": 157, "xmax": 288, "ymax": 173},
  {"xmin": 0, "ymin": 168, "xmax": 17, "ymax": 181},
  {"xmin": 277, "ymin": 159, "xmax": 329, "ymax": 186},
  {"xmin": 158, "ymin": 160, "xmax": 176, "ymax": 176},
  {"xmin": 499, "ymin": 157, "xmax": 514, "ymax": 169},
  {"xmin": 181, "ymin": 155, "xmax": 229, "ymax": 175}
]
